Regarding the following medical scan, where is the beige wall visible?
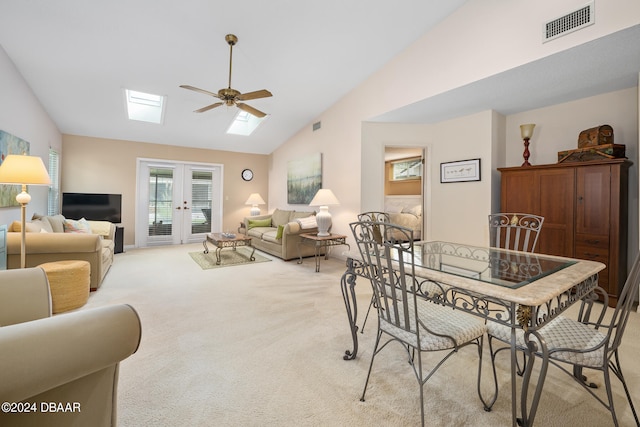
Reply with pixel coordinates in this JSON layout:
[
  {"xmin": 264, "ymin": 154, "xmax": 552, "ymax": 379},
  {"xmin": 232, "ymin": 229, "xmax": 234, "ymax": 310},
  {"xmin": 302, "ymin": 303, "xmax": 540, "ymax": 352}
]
[
  {"xmin": 62, "ymin": 135, "xmax": 269, "ymax": 247},
  {"xmin": 270, "ymin": 0, "xmax": 640, "ymax": 253}
]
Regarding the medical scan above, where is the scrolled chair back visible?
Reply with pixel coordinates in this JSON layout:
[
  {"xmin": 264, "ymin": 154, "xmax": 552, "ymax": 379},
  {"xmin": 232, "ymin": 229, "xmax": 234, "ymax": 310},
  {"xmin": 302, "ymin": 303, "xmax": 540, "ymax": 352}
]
[
  {"xmin": 357, "ymin": 212, "xmax": 390, "ymax": 244},
  {"xmin": 488, "ymin": 213, "xmax": 544, "ymax": 253}
]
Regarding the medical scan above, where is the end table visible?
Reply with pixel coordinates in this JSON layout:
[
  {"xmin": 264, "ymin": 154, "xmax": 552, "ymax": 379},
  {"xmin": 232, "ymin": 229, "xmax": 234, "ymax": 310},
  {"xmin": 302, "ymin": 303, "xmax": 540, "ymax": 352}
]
[{"xmin": 297, "ymin": 233, "xmax": 349, "ymax": 272}]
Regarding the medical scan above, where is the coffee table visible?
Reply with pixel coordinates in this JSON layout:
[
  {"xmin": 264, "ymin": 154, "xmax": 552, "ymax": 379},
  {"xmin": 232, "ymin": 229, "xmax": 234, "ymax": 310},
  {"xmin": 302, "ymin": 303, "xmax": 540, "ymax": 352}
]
[{"xmin": 203, "ymin": 233, "xmax": 255, "ymax": 265}]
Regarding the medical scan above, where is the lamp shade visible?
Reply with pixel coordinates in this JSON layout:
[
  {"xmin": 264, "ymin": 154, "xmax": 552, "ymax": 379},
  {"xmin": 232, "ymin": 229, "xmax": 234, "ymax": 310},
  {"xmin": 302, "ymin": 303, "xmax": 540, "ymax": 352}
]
[
  {"xmin": 309, "ymin": 189, "xmax": 340, "ymax": 207},
  {"xmin": 0, "ymin": 154, "xmax": 51, "ymax": 185},
  {"xmin": 520, "ymin": 123, "xmax": 536, "ymax": 139},
  {"xmin": 245, "ymin": 193, "xmax": 266, "ymax": 205}
]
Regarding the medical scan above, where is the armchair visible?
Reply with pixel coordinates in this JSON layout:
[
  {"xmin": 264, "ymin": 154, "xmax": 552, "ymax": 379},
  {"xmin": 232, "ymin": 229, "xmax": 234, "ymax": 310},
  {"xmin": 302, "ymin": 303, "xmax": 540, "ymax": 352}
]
[{"xmin": 0, "ymin": 267, "xmax": 142, "ymax": 427}]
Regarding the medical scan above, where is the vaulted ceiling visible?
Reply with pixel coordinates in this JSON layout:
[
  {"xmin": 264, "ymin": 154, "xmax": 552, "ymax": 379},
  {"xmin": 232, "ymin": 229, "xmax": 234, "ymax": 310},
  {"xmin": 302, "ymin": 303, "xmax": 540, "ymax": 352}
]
[
  {"xmin": 0, "ymin": 1, "xmax": 468, "ymax": 154},
  {"xmin": 1, "ymin": 1, "xmax": 638, "ymax": 156}
]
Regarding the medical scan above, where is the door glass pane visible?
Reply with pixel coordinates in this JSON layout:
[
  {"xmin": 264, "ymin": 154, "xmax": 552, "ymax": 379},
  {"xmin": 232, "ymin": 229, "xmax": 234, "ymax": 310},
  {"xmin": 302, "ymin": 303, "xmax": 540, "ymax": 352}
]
[
  {"xmin": 191, "ymin": 170, "xmax": 212, "ymax": 234},
  {"xmin": 148, "ymin": 168, "xmax": 173, "ymax": 237}
]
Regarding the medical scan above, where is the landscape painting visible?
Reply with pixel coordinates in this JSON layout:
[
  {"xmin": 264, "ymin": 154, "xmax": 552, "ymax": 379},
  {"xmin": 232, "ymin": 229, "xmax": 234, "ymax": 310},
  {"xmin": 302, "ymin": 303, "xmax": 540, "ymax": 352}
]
[
  {"xmin": 0, "ymin": 130, "xmax": 30, "ymax": 207},
  {"xmin": 287, "ymin": 153, "xmax": 322, "ymax": 204}
]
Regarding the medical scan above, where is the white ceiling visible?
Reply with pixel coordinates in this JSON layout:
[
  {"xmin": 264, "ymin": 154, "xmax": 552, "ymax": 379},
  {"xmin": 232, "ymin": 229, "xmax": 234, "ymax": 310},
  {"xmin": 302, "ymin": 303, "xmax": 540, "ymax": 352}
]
[
  {"xmin": 0, "ymin": 0, "xmax": 469, "ymax": 155},
  {"xmin": 1, "ymin": 2, "xmax": 638, "ymax": 156}
]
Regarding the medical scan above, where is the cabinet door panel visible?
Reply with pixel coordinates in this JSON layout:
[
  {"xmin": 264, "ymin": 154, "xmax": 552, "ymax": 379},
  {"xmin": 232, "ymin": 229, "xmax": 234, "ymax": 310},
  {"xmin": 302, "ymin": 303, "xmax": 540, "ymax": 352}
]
[
  {"xmin": 501, "ymin": 171, "xmax": 537, "ymax": 213},
  {"xmin": 538, "ymin": 169, "xmax": 575, "ymax": 257},
  {"xmin": 576, "ymin": 165, "xmax": 610, "ymax": 236}
]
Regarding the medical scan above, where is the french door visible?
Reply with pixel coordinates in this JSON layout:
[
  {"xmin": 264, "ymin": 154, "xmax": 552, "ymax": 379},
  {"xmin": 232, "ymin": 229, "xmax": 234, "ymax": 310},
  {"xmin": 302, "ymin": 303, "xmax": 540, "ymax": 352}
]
[{"xmin": 136, "ymin": 159, "xmax": 222, "ymax": 247}]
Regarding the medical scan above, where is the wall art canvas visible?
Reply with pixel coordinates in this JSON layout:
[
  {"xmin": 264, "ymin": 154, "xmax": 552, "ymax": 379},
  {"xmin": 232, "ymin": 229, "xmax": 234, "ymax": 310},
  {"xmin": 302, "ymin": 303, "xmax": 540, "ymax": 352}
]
[
  {"xmin": 0, "ymin": 130, "xmax": 31, "ymax": 207},
  {"xmin": 287, "ymin": 153, "xmax": 322, "ymax": 204}
]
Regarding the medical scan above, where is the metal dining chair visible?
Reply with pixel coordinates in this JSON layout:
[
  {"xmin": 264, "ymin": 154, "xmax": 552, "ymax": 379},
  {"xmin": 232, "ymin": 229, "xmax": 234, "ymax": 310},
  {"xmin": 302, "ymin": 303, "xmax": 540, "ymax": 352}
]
[
  {"xmin": 485, "ymin": 253, "xmax": 640, "ymax": 426},
  {"xmin": 350, "ymin": 220, "xmax": 486, "ymax": 426},
  {"xmin": 356, "ymin": 212, "xmax": 390, "ymax": 332},
  {"xmin": 488, "ymin": 213, "xmax": 544, "ymax": 253},
  {"xmin": 488, "ymin": 213, "xmax": 544, "ymax": 376}
]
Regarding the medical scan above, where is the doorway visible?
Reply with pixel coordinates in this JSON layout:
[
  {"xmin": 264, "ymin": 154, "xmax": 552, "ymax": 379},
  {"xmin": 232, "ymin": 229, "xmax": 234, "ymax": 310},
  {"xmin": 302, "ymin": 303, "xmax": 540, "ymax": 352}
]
[
  {"xmin": 384, "ymin": 147, "xmax": 425, "ymax": 240},
  {"xmin": 136, "ymin": 159, "xmax": 223, "ymax": 247}
]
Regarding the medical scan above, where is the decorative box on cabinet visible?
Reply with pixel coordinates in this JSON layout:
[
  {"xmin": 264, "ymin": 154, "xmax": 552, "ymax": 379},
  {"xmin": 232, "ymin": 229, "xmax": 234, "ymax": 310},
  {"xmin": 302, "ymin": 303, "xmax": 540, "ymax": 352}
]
[{"xmin": 498, "ymin": 159, "xmax": 630, "ymax": 307}]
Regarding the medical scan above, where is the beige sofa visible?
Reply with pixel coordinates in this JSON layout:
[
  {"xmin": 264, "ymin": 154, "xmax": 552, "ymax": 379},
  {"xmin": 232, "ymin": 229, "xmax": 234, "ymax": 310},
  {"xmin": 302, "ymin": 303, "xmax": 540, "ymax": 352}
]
[
  {"xmin": 242, "ymin": 208, "xmax": 320, "ymax": 260},
  {"xmin": 0, "ymin": 267, "xmax": 141, "ymax": 427},
  {"xmin": 6, "ymin": 215, "xmax": 115, "ymax": 290}
]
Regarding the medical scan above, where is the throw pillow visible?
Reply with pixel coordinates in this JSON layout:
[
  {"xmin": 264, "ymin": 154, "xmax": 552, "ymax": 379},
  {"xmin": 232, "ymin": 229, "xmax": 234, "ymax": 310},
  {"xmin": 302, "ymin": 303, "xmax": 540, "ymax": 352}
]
[
  {"xmin": 296, "ymin": 216, "xmax": 317, "ymax": 229},
  {"xmin": 87, "ymin": 220, "xmax": 112, "ymax": 238},
  {"xmin": 10, "ymin": 220, "xmax": 43, "ymax": 233},
  {"xmin": 63, "ymin": 218, "xmax": 92, "ymax": 234},
  {"xmin": 271, "ymin": 209, "xmax": 290, "ymax": 227},
  {"xmin": 45, "ymin": 214, "xmax": 67, "ymax": 233},
  {"xmin": 248, "ymin": 218, "xmax": 271, "ymax": 229},
  {"xmin": 276, "ymin": 224, "xmax": 284, "ymax": 239}
]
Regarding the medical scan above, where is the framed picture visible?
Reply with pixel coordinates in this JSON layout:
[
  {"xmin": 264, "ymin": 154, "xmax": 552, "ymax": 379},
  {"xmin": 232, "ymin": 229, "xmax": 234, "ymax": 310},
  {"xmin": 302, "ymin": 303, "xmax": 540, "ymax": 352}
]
[
  {"xmin": 440, "ymin": 158, "xmax": 481, "ymax": 183},
  {"xmin": 287, "ymin": 153, "xmax": 322, "ymax": 204},
  {"xmin": 0, "ymin": 130, "xmax": 31, "ymax": 207}
]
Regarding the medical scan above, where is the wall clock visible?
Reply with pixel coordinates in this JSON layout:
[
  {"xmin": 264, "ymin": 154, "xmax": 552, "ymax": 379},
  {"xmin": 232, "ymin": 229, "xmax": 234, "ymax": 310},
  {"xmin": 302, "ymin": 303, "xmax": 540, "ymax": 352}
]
[{"xmin": 241, "ymin": 169, "xmax": 254, "ymax": 181}]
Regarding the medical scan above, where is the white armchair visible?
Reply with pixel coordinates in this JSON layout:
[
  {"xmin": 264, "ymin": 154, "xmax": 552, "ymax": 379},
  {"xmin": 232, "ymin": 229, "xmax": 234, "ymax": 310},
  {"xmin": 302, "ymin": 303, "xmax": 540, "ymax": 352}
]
[{"xmin": 0, "ymin": 267, "xmax": 141, "ymax": 427}]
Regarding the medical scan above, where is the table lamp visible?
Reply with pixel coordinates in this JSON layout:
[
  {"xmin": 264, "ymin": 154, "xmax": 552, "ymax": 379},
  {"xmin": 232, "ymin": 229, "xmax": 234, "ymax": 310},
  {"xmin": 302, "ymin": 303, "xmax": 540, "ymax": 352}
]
[
  {"xmin": 520, "ymin": 123, "xmax": 536, "ymax": 167},
  {"xmin": 0, "ymin": 154, "xmax": 51, "ymax": 268},
  {"xmin": 245, "ymin": 193, "xmax": 266, "ymax": 216},
  {"xmin": 309, "ymin": 189, "xmax": 339, "ymax": 237}
]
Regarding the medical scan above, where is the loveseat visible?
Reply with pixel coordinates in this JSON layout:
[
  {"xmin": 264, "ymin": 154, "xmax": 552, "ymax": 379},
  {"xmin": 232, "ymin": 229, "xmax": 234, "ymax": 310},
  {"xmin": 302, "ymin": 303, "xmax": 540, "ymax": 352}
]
[
  {"xmin": 6, "ymin": 214, "xmax": 115, "ymax": 290},
  {"xmin": 242, "ymin": 208, "xmax": 320, "ymax": 260},
  {"xmin": 0, "ymin": 267, "xmax": 141, "ymax": 427}
]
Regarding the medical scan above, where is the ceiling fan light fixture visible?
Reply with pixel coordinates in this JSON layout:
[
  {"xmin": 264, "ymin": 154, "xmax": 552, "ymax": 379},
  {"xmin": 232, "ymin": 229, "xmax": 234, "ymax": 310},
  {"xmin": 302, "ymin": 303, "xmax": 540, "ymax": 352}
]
[
  {"xmin": 226, "ymin": 110, "xmax": 267, "ymax": 136},
  {"xmin": 180, "ymin": 33, "xmax": 272, "ymax": 119}
]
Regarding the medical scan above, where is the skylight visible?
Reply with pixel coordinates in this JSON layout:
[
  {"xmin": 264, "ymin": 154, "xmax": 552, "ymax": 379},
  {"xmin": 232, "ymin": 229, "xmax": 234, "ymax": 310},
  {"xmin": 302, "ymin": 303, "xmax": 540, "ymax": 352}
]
[
  {"xmin": 125, "ymin": 89, "xmax": 165, "ymax": 124},
  {"xmin": 226, "ymin": 110, "xmax": 267, "ymax": 136}
]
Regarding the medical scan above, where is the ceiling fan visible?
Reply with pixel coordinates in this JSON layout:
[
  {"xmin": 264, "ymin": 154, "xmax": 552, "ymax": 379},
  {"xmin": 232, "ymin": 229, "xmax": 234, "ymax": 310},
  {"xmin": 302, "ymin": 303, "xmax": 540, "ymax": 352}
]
[{"xmin": 180, "ymin": 34, "xmax": 272, "ymax": 118}]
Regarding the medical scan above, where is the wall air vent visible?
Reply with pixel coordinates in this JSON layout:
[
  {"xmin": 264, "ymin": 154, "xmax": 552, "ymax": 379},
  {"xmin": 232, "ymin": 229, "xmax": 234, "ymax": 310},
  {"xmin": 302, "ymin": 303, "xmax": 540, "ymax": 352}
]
[
  {"xmin": 313, "ymin": 121, "xmax": 321, "ymax": 131},
  {"xmin": 543, "ymin": 1, "xmax": 594, "ymax": 43}
]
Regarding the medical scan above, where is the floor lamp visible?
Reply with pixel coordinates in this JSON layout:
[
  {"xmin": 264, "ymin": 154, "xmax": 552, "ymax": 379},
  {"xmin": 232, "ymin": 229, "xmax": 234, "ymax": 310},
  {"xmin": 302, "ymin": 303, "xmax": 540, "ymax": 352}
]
[{"xmin": 0, "ymin": 154, "xmax": 51, "ymax": 268}]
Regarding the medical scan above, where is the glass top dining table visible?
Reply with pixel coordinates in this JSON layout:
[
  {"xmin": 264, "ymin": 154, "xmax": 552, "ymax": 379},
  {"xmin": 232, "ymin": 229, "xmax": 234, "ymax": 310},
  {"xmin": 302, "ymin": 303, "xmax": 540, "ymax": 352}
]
[
  {"xmin": 399, "ymin": 240, "xmax": 576, "ymax": 289},
  {"xmin": 340, "ymin": 240, "xmax": 606, "ymax": 427}
]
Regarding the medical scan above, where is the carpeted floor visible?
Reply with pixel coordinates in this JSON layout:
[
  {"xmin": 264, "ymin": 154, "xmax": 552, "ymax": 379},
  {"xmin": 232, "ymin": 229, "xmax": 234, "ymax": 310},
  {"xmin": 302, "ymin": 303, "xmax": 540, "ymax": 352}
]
[{"xmin": 80, "ymin": 243, "xmax": 640, "ymax": 426}]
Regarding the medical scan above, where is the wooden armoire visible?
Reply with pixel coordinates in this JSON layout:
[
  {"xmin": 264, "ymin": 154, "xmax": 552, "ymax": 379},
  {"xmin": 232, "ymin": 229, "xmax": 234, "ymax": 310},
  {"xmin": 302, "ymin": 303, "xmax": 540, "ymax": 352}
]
[{"xmin": 499, "ymin": 159, "xmax": 631, "ymax": 307}]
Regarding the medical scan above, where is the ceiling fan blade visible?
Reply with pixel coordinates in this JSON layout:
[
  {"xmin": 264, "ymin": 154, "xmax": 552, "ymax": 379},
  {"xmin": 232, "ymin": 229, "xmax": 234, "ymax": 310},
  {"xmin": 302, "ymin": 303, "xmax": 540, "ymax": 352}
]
[
  {"xmin": 194, "ymin": 102, "xmax": 223, "ymax": 113},
  {"xmin": 180, "ymin": 85, "xmax": 220, "ymax": 98},
  {"xmin": 236, "ymin": 89, "xmax": 273, "ymax": 101},
  {"xmin": 236, "ymin": 102, "xmax": 267, "ymax": 118}
]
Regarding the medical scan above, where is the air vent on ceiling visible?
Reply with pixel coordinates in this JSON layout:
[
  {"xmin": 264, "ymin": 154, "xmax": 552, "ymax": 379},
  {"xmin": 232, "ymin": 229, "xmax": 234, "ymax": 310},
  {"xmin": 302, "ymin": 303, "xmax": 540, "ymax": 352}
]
[
  {"xmin": 313, "ymin": 121, "xmax": 321, "ymax": 131},
  {"xmin": 543, "ymin": 1, "xmax": 594, "ymax": 43}
]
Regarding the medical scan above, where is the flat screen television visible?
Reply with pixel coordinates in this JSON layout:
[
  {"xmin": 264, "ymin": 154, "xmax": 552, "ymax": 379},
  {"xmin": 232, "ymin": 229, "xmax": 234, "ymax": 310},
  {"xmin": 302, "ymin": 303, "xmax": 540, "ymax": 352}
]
[{"xmin": 62, "ymin": 193, "xmax": 122, "ymax": 223}]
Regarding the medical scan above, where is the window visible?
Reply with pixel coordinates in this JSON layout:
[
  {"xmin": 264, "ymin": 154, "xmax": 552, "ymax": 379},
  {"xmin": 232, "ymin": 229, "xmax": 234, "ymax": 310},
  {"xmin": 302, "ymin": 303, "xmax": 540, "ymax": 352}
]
[
  {"xmin": 48, "ymin": 148, "xmax": 60, "ymax": 216},
  {"xmin": 226, "ymin": 110, "xmax": 267, "ymax": 136},
  {"xmin": 125, "ymin": 89, "xmax": 166, "ymax": 124}
]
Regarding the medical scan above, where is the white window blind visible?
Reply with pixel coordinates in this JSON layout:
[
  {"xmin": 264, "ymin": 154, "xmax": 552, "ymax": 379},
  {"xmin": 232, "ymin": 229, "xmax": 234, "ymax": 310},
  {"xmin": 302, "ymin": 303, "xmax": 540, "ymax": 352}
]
[{"xmin": 48, "ymin": 148, "xmax": 60, "ymax": 216}]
